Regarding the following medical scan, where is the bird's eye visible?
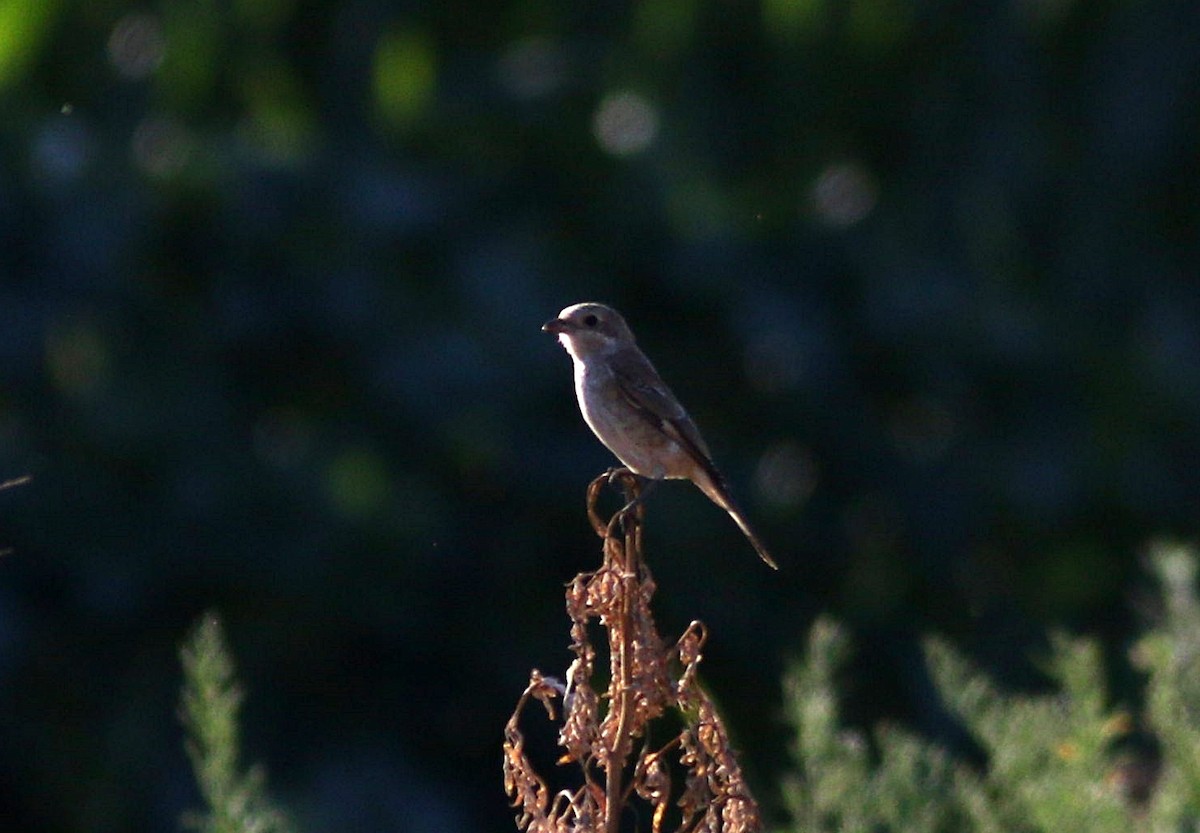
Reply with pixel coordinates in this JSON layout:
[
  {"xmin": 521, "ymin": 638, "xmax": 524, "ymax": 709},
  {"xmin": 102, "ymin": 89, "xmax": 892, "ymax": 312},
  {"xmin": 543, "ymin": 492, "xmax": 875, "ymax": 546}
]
[{"xmin": 583, "ymin": 314, "xmax": 598, "ymax": 327}]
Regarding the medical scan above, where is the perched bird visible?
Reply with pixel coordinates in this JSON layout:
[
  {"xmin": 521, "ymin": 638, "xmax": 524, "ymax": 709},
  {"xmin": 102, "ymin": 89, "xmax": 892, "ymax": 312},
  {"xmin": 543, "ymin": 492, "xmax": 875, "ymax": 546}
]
[{"xmin": 543, "ymin": 302, "xmax": 778, "ymax": 569}]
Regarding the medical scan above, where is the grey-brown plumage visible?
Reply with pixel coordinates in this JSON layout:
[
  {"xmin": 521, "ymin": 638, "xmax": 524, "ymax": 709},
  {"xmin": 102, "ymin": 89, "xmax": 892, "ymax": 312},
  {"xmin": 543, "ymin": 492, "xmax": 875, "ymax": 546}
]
[{"xmin": 543, "ymin": 302, "xmax": 778, "ymax": 569}]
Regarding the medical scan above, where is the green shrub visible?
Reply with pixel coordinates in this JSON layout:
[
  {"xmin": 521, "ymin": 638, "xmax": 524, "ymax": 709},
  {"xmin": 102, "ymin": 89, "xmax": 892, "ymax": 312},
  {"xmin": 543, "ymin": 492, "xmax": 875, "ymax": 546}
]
[
  {"xmin": 179, "ymin": 614, "xmax": 294, "ymax": 833},
  {"xmin": 782, "ymin": 541, "xmax": 1200, "ymax": 833}
]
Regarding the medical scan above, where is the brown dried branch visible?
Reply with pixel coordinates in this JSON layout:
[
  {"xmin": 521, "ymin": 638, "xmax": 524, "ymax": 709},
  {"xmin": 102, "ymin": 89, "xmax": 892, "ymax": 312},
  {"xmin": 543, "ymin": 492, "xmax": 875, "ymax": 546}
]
[{"xmin": 503, "ymin": 471, "xmax": 763, "ymax": 833}]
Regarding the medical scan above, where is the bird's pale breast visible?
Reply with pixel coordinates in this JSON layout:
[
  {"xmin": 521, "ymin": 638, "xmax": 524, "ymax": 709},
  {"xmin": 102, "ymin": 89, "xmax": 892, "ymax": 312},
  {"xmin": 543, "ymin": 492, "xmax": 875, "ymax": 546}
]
[{"xmin": 572, "ymin": 356, "xmax": 690, "ymax": 479}]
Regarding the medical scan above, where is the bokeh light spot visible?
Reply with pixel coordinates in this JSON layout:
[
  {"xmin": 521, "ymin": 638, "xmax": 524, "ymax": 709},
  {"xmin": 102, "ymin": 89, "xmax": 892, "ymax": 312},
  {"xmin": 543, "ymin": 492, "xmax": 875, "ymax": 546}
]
[
  {"xmin": 373, "ymin": 29, "xmax": 437, "ymax": 128},
  {"xmin": 131, "ymin": 116, "xmax": 192, "ymax": 178},
  {"xmin": 237, "ymin": 59, "xmax": 316, "ymax": 166},
  {"xmin": 30, "ymin": 117, "xmax": 92, "ymax": 183},
  {"xmin": 593, "ymin": 91, "xmax": 659, "ymax": 156},
  {"xmin": 755, "ymin": 440, "xmax": 818, "ymax": 510},
  {"xmin": 809, "ymin": 160, "xmax": 877, "ymax": 227},
  {"xmin": 497, "ymin": 37, "xmax": 567, "ymax": 101},
  {"xmin": 326, "ymin": 448, "xmax": 392, "ymax": 520},
  {"xmin": 107, "ymin": 13, "xmax": 166, "ymax": 80}
]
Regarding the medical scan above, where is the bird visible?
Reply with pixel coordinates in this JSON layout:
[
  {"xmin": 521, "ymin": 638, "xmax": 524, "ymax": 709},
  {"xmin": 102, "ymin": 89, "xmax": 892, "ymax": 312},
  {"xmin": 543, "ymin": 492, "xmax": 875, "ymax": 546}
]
[{"xmin": 543, "ymin": 302, "xmax": 778, "ymax": 569}]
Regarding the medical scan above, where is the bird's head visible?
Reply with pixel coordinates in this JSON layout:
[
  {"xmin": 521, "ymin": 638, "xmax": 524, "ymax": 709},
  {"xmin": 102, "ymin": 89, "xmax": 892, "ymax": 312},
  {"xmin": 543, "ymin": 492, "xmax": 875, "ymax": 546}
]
[{"xmin": 542, "ymin": 302, "xmax": 635, "ymax": 359}]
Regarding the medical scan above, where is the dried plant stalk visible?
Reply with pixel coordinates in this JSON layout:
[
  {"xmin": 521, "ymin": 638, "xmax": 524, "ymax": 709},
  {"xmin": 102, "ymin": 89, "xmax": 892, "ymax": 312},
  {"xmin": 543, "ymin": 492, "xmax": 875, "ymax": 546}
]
[{"xmin": 503, "ymin": 471, "xmax": 763, "ymax": 833}]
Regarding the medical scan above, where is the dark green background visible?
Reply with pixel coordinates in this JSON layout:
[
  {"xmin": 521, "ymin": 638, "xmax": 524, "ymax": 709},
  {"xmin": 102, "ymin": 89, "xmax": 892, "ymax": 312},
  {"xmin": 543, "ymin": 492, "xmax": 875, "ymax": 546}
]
[{"xmin": 1, "ymin": 0, "xmax": 1198, "ymax": 830}]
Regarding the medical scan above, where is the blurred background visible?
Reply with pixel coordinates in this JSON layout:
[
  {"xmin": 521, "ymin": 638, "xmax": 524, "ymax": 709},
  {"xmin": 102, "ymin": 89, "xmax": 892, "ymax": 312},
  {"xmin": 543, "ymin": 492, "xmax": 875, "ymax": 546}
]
[{"xmin": 1, "ymin": 0, "xmax": 1198, "ymax": 830}]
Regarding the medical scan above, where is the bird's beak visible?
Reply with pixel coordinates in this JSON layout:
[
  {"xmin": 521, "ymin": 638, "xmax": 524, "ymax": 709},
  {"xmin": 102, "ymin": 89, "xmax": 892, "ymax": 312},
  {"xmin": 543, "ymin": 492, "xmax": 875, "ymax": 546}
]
[{"xmin": 542, "ymin": 318, "xmax": 570, "ymax": 335}]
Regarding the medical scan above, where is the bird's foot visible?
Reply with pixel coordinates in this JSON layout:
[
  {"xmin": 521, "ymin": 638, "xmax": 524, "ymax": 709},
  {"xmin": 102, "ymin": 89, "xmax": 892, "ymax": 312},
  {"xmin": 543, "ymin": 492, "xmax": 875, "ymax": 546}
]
[
  {"xmin": 605, "ymin": 466, "xmax": 633, "ymax": 486},
  {"xmin": 614, "ymin": 477, "xmax": 658, "ymax": 526}
]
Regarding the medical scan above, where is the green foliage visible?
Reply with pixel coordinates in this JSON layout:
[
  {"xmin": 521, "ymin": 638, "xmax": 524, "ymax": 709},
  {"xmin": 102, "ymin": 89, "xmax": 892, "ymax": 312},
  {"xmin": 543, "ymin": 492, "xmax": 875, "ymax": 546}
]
[
  {"xmin": 1135, "ymin": 543, "xmax": 1200, "ymax": 826},
  {"xmin": 0, "ymin": 0, "xmax": 61, "ymax": 92},
  {"xmin": 180, "ymin": 614, "xmax": 294, "ymax": 833},
  {"xmin": 782, "ymin": 543, "xmax": 1200, "ymax": 833}
]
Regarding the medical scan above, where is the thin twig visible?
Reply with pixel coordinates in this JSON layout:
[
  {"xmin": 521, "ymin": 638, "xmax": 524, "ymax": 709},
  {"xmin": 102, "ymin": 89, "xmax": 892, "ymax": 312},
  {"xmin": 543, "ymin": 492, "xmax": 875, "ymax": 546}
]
[{"xmin": 604, "ymin": 470, "xmax": 642, "ymax": 833}]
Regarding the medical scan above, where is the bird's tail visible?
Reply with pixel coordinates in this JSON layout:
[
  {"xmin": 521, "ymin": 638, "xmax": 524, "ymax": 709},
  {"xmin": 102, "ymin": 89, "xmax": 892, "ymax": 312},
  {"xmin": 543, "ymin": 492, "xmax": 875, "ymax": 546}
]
[{"xmin": 693, "ymin": 470, "xmax": 779, "ymax": 570}]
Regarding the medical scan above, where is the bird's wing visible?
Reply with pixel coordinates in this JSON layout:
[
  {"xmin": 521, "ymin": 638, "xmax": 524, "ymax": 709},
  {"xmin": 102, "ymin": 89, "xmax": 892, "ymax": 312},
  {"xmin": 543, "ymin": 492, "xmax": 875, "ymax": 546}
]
[
  {"xmin": 612, "ymin": 347, "xmax": 778, "ymax": 570},
  {"xmin": 609, "ymin": 348, "xmax": 713, "ymax": 462}
]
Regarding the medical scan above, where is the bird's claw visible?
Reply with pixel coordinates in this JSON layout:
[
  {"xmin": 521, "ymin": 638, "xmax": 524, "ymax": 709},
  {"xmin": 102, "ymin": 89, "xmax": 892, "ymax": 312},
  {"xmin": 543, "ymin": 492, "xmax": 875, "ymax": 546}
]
[
  {"xmin": 614, "ymin": 476, "xmax": 657, "ymax": 529},
  {"xmin": 616, "ymin": 495, "xmax": 642, "ymax": 521},
  {"xmin": 606, "ymin": 466, "xmax": 632, "ymax": 486}
]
